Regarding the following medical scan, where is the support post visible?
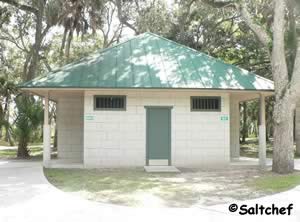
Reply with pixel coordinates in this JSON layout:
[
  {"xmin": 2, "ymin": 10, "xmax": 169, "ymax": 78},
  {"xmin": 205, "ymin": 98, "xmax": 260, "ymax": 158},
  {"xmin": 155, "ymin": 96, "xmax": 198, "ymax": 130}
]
[
  {"xmin": 230, "ymin": 96, "xmax": 240, "ymax": 159},
  {"xmin": 43, "ymin": 92, "xmax": 51, "ymax": 167},
  {"xmin": 259, "ymin": 94, "xmax": 266, "ymax": 168}
]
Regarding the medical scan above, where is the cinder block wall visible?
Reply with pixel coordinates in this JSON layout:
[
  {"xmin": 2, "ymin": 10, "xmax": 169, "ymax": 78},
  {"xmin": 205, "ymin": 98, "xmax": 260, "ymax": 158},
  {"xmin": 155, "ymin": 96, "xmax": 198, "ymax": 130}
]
[
  {"xmin": 57, "ymin": 95, "xmax": 84, "ymax": 161},
  {"xmin": 83, "ymin": 90, "xmax": 230, "ymax": 167}
]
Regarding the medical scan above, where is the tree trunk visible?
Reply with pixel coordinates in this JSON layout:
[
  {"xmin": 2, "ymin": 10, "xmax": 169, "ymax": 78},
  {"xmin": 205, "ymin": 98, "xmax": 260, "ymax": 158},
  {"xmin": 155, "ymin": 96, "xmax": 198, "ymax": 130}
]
[
  {"xmin": 295, "ymin": 105, "xmax": 300, "ymax": 156},
  {"xmin": 4, "ymin": 103, "xmax": 13, "ymax": 145},
  {"xmin": 265, "ymin": 101, "xmax": 270, "ymax": 142},
  {"xmin": 65, "ymin": 28, "xmax": 74, "ymax": 60},
  {"xmin": 54, "ymin": 126, "xmax": 57, "ymax": 150},
  {"xmin": 5, "ymin": 126, "xmax": 14, "ymax": 146},
  {"xmin": 271, "ymin": 0, "xmax": 295, "ymax": 174},
  {"xmin": 241, "ymin": 102, "xmax": 247, "ymax": 143},
  {"xmin": 17, "ymin": 136, "xmax": 29, "ymax": 158},
  {"xmin": 60, "ymin": 27, "xmax": 68, "ymax": 56},
  {"xmin": 266, "ymin": 126, "xmax": 269, "ymax": 142},
  {"xmin": 272, "ymin": 100, "xmax": 295, "ymax": 173},
  {"xmin": 25, "ymin": 0, "xmax": 45, "ymax": 81}
]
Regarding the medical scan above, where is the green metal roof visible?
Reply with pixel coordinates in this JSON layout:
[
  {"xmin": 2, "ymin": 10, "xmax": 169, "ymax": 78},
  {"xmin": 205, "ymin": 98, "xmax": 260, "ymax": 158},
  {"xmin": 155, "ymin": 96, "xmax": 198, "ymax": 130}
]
[{"xmin": 20, "ymin": 32, "xmax": 274, "ymax": 91}]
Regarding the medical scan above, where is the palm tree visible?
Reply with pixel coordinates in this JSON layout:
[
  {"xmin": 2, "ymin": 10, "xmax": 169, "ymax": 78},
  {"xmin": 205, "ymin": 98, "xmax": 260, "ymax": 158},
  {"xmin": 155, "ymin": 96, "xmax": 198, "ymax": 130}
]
[
  {"xmin": 59, "ymin": 0, "xmax": 105, "ymax": 59},
  {"xmin": 14, "ymin": 96, "xmax": 43, "ymax": 158},
  {"xmin": 0, "ymin": 77, "xmax": 16, "ymax": 146}
]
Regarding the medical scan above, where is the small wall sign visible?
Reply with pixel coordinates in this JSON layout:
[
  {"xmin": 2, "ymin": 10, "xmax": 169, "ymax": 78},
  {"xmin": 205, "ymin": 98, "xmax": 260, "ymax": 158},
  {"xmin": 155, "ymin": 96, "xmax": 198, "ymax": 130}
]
[
  {"xmin": 220, "ymin": 115, "xmax": 229, "ymax": 121},
  {"xmin": 85, "ymin": 115, "xmax": 95, "ymax": 120}
]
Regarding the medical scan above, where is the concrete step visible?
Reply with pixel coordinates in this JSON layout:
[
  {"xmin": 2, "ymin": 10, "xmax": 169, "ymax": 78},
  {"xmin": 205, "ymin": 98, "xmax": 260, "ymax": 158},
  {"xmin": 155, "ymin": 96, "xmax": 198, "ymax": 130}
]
[
  {"xmin": 48, "ymin": 160, "xmax": 84, "ymax": 169},
  {"xmin": 144, "ymin": 166, "xmax": 180, "ymax": 173}
]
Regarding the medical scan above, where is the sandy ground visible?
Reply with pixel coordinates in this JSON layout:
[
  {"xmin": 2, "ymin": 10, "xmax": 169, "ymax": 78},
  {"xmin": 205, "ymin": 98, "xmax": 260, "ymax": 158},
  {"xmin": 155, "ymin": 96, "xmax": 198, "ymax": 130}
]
[{"xmin": 46, "ymin": 166, "xmax": 274, "ymax": 208}]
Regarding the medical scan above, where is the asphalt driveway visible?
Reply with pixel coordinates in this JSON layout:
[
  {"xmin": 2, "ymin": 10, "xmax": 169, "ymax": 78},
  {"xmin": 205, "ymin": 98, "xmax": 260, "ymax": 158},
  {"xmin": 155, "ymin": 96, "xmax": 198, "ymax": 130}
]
[{"xmin": 1, "ymin": 159, "xmax": 300, "ymax": 222}]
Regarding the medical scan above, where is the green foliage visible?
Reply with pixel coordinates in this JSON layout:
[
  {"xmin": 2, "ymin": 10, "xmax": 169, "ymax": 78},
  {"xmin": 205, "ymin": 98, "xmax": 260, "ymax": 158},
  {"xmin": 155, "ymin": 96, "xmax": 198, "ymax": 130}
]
[
  {"xmin": 45, "ymin": 34, "xmax": 103, "ymax": 67},
  {"xmin": 0, "ymin": 5, "xmax": 12, "ymax": 28},
  {"xmin": 167, "ymin": 0, "xmax": 272, "ymax": 79},
  {"xmin": 0, "ymin": 44, "xmax": 25, "ymax": 82},
  {"xmin": 0, "ymin": 146, "xmax": 43, "ymax": 159},
  {"xmin": 14, "ymin": 96, "xmax": 43, "ymax": 146},
  {"xmin": 241, "ymin": 100, "xmax": 259, "ymax": 137},
  {"xmin": 0, "ymin": 76, "xmax": 17, "ymax": 96},
  {"xmin": 136, "ymin": 0, "xmax": 172, "ymax": 35},
  {"xmin": 0, "ymin": 77, "xmax": 16, "ymax": 144},
  {"xmin": 45, "ymin": 0, "xmax": 64, "ymax": 27}
]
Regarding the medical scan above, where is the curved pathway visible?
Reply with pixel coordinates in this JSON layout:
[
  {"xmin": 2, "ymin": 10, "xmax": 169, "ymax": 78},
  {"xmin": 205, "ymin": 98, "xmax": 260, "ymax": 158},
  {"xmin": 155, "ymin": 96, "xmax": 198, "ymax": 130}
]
[{"xmin": 0, "ymin": 160, "xmax": 300, "ymax": 222}]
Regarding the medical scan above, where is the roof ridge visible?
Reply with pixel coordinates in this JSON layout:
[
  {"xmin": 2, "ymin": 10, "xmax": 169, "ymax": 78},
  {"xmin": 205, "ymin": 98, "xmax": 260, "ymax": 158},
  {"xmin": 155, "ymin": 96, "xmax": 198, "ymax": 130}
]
[
  {"xmin": 93, "ymin": 34, "xmax": 143, "ymax": 54},
  {"xmin": 90, "ymin": 32, "xmax": 155, "ymax": 56}
]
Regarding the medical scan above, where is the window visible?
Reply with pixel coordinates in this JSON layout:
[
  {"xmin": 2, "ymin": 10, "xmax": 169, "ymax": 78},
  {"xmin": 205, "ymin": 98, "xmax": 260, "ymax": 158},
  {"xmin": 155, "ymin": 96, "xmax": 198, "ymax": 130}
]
[
  {"xmin": 191, "ymin": 96, "xmax": 221, "ymax": 111},
  {"xmin": 94, "ymin": 95, "xmax": 126, "ymax": 110}
]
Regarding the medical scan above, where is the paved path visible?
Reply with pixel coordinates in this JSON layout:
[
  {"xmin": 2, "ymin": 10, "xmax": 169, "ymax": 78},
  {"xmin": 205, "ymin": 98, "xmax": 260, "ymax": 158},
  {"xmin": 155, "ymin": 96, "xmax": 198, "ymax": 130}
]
[{"xmin": 0, "ymin": 160, "xmax": 300, "ymax": 222}]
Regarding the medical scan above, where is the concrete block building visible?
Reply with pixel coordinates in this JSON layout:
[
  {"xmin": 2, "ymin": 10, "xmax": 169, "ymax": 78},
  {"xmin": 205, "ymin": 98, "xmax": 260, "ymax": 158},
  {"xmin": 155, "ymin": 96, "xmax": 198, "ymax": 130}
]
[{"xmin": 20, "ymin": 33, "xmax": 274, "ymax": 168}]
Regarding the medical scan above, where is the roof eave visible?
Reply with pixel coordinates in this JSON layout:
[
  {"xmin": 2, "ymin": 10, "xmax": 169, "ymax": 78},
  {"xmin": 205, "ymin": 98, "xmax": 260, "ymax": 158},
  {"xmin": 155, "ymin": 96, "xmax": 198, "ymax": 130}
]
[{"xmin": 20, "ymin": 86, "xmax": 274, "ymax": 93}]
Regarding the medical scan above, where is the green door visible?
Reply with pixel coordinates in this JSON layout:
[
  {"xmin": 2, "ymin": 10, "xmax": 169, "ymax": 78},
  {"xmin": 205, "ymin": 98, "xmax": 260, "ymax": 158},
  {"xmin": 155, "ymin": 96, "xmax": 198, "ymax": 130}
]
[{"xmin": 146, "ymin": 107, "xmax": 171, "ymax": 166}]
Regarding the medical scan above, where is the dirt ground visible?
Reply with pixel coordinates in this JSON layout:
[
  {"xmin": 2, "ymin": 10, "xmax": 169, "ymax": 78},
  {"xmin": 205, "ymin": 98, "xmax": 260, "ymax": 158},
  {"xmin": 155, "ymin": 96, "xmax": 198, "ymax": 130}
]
[{"xmin": 45, "ymin": 166, "xmax": 274, "ymax": 208}]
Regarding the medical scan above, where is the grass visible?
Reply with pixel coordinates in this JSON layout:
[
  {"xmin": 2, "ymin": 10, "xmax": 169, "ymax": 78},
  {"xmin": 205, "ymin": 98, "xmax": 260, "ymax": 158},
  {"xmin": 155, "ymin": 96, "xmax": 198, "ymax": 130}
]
[
  {"xmin": 0, "ymin": 148, "xmax": 17, "ymax": 158},
  {"xmin": 249, "ymin": 171, "xmax": 300, "ymax": 192},
  {"xmin": 0, "ymin": 146, "xmax": 44, "ymax": 159},
  {"xmin": 0, "ymin": 139, "xmax": 57, "ymax": 159},
  {"xmin": 0, "ymin": 140, "xmax": 10, "ymax": 146},
  {"xmin": 240, "ymin": 137, "xmax": 299, "ymax": 159}
]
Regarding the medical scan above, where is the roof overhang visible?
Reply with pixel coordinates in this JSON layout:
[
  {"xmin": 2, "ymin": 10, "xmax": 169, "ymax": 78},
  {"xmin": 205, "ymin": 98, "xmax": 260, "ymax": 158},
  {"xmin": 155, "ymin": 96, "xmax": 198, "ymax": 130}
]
[{"xmin": 20, "ymin": 87, "xmax": 274, "ymax": 103}]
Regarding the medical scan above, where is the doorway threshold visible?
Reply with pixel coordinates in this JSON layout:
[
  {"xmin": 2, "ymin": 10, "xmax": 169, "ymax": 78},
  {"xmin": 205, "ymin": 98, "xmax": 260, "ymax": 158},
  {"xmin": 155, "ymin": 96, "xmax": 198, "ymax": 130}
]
[{"xmin": 144, "ymin": 166, "xmax": 180, "ymax": 173}]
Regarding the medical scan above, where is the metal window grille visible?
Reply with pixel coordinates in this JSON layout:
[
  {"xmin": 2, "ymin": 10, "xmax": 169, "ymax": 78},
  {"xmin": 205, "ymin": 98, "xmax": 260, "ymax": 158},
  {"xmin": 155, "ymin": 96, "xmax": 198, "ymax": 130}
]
[
  {"xmin": 191, "ymin": 96, "xmax": 221, "ymax": 111},
  {"xmin": 94, "ymin": 96, "xmax": 126, "ymax": 110}
]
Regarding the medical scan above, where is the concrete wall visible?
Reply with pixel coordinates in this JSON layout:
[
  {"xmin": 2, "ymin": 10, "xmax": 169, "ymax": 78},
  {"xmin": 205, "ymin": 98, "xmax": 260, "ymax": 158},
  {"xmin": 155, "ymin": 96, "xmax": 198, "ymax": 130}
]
[
  {"xmin": 57, "ymin": 94, "xmax": 84, "ymax": 161},
  {"xmin": 83, "ymin": 90, "xmax": 230, "ymax": 167}
]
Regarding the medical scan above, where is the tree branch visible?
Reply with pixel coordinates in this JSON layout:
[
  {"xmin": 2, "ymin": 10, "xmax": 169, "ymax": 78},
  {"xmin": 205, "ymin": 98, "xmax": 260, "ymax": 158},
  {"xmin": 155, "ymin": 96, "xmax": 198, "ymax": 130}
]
[
  {"xmin": 0, "ymin": 0, "xmax": 38, "ymax": 15},
  {"xmin": 113, "ymin": 0, "xmax": 139, "ymax": 34},
  {"xmin": 236, "ymin": 2, "xmax": 271, "ymax": 55},
  {"xmin": 40, "ymin": 56, "xmax": 52, "ymax": 72},
  {"xmin": 202, "ymin": 0, "xmax": 234, "ymax": 8},
  {"xmin": 0, "ymin": 34, "xmax": 27, "ymax": 52},
  {"xmin": 178, "ymin": 0, "xmax": 196, "ymax": 34}
]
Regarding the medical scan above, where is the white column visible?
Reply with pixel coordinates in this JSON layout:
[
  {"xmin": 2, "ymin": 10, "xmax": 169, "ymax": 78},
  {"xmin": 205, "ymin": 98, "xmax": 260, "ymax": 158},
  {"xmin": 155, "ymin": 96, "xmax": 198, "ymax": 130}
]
[
  {"xmin": 259, "ymin": 94, "xmax": 266, "ymax": 168},
  {"xmin": 230, "ymin": 97, "xmax": 240, "ymax": 158},
  {"xmin": 43, "ymin": 92, "xmax": 51, "ymax": 167}
]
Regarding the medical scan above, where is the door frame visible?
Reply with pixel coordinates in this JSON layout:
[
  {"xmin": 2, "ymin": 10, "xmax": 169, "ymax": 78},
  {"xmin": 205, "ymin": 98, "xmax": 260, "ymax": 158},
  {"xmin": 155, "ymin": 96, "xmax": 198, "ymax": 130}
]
[{"xmin": 145, "ymin": 106, "xmax": 173, "ymax": 166}]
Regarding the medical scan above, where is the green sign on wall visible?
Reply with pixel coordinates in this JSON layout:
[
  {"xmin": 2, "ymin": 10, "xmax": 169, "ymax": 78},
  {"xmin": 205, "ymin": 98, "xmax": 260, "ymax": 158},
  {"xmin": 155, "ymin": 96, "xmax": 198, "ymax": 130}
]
[
  {"xmin": 220, "ymin": 115, "xmax": 229, "ymax": 121},
  {"xmin": 85, "ymin": 115, "xmax": 95, "ymax": 121}
]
